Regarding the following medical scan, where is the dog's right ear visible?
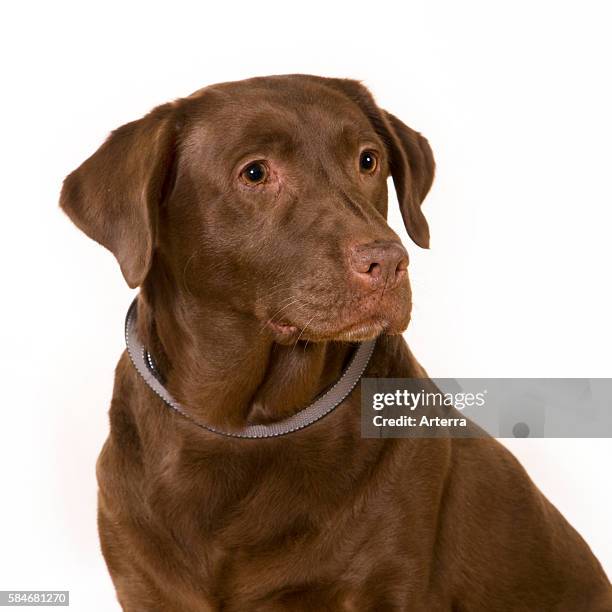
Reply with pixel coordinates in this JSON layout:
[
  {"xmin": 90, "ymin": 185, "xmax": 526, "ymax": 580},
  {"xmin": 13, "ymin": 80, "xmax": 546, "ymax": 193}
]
[{"xmin": 60, "ymin": 103, "xmax": 180, "ymax": 288}]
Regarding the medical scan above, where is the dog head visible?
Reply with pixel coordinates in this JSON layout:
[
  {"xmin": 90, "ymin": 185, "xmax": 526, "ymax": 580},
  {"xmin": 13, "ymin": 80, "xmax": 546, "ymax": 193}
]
[{"xmin": 60, "ymin": 75, "xmax": 434, "ymax": 344}]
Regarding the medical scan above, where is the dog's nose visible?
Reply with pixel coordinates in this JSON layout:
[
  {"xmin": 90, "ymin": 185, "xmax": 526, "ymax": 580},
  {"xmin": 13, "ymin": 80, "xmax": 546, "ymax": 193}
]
[{"xmin": 349, "ymin": 241, "xmax": 409, "ymax": 291}]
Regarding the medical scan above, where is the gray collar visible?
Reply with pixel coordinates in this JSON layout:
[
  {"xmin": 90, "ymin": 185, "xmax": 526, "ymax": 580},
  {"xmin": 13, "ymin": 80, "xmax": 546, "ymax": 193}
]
[{"xmin": 124, "ymin": 297, "xmax": 376, "ymax": 439}]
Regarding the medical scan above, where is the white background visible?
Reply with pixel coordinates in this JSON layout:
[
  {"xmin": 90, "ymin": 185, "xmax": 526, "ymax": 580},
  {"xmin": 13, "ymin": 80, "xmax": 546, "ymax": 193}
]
[{"xmin": 1, "ymin": 1, "xmax": 611, "ymax": 609}]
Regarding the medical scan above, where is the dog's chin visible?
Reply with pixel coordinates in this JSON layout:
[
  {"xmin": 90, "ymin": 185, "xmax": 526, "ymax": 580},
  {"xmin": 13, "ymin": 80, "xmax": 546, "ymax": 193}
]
[
  {"xmin": 320, "ymin": 314, "xmax": 410, "ymax": 342},
  {"xmin": 266, "ymin": 312, "xmax": 410, "ymax": 345},
  {"xmin": 321, "ymin": 319, "xmax": 390, "ymax": 342}
]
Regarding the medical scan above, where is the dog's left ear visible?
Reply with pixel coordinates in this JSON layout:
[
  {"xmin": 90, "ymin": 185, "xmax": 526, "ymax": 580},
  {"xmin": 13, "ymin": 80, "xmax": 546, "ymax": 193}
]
[
  {"xmin": 381, "ymin": 111, "xmax": 435, "ymax": 249},
  {"xmin": 307, "ymin": 77, "xmax": 435, "ymax": 248}
]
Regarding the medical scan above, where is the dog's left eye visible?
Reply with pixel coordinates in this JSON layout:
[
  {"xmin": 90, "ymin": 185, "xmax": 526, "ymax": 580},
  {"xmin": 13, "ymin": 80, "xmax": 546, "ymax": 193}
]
[
  {"xmin": 359, "ymin": 150, "xmax": 378, "ymax": 174},
  {"xmin": 241, "ymin": 161, "xmax": 268, "ymax": 185}
]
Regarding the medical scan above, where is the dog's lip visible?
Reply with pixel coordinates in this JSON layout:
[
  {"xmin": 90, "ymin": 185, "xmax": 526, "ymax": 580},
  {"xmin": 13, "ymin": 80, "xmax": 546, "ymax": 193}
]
[
  {"xmin": 265, "ymin": 298, "xmax": 411, "ymax": 344},
  {"xmin": 266, "ymin": 320, "xmax": 299, "ymax": 337},
  {"xmin": 267, "ymin": 315, "xmax": 390, "ymax": 344},
  {"xmin": 313, "ymin": 317, "xmax": 389, "ymax": 342}
]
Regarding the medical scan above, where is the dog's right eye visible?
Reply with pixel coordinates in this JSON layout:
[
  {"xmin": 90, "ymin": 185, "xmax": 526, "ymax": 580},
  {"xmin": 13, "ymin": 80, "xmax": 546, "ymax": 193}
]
[
  {"xmin": 241, "ymin": 162, "xmax": 268, "ymax": 185},
  {"xmin": 359, "ymin": 150, "xmax": 378, "ymax": 174}
]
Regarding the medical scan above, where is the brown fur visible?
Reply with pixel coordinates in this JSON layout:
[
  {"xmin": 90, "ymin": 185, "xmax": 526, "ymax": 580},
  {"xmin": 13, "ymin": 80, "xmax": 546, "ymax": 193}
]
[{"xmin": 60, "ymin": 75, "xmax": 611, "ymax": 611}]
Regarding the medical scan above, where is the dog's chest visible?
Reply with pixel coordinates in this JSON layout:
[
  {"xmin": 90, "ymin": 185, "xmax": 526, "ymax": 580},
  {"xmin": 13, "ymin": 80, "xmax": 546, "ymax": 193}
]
[{"xmin": 152, "ymin": 465, "xmax": 435, "ymax": 610}]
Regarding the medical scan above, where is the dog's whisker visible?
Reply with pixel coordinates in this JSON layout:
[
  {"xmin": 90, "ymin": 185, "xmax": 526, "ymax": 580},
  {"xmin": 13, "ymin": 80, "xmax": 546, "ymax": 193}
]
[
  {"xmin": 259, "ymin": 298, "xmax": 305, "ymax": 334},
  {"xmin": 258, "ymin": 283, "xmax": 296, "ymax": 301},
  {"xmin": 182, "ymin": 250, "xmax": 200, "ymax": 297},
  {"xmin": 292, "ymin": 314, "xmax": 317, "ymax": 352}
]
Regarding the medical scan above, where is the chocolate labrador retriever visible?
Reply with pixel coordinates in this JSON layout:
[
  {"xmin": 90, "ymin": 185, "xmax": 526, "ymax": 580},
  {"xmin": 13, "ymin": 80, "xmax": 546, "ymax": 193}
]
[{"xmin": 60, "ymin": 75, "xmax": 611, "ymax": 611}]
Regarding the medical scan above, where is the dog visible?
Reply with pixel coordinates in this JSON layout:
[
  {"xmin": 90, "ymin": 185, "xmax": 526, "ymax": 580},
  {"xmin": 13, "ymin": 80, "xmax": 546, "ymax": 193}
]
[{"xmin": 60, "ymin": 75, "xmax": 612, "ymax": 611}]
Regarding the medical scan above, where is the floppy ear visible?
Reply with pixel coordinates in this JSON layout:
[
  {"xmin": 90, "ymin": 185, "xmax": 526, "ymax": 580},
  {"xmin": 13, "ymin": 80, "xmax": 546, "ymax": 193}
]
[
  {"xmin": 382, "ymin": 111, "xmax": 435, "ymax": 249},
  {"xmin": 305, "ymin": 76, "xmax": 435, "ymax": 248},
  {"xmin": 60, "ymin": 103, "xmax": 180, "ymax": 287}
]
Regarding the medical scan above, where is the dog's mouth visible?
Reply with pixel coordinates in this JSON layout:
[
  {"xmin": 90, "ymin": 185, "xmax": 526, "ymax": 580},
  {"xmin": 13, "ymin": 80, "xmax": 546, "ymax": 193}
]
[
  {"xmin": 263, "ymin": 279, "xmax": 412, "ymax": 345},
  {"xmin": 266, "ymin": 312, "xmax": 407, "ymax": 345}
]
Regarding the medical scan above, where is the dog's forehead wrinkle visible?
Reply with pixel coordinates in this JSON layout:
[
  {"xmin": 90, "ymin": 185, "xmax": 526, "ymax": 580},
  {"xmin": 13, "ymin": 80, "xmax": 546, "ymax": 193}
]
[{"xmin": 186, "ymin": 76, "xmax": 373, "ymax": 136}]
